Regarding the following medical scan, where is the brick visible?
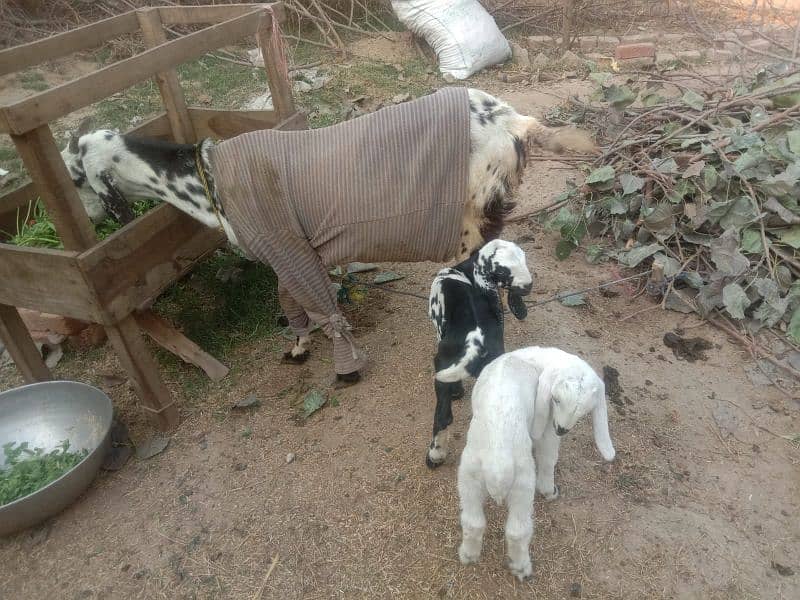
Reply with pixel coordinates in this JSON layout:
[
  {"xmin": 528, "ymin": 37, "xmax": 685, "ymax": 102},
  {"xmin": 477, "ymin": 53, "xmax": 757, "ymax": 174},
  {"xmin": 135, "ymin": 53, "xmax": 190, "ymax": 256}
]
[
  {"xmin": 18, "ymin": 308, "xmax": 88, "ymax": 336},
  {"xmin": 578, "ymin": 36, "xmax": 597, "ymax": 51},
  {"xmin": 621, "ymin": 33, "xmax": 658, "ymax": 44},
  {"xmin": 531, "ymin": 52, "xmax": 551, "ymax": 69},
  {"xmin": 615, "ymin": 42, "xmax": 656, "ymax": 61},
  {"xmin": 710, "ymin": 49, "xmax": 734, "ymax": 62},
  {"xmin": 617, "ymin": 56, "xmax": 655, "ymax": 71},
  {"xmin": 676, "ymin": 50, "xmax": 703, "ymax": 62},
  {"xmin": 510, "ymin": 41, "xmax": 531, "ymax": 68},
  {"xmin": 731, "ymin": 28, "xmax": 755, "ymax": 41},
  {"xmin": 68, "ymin": 323, "xmax": 107, "ymax": 350},
  {"xmin": 595, "ymin": 35, "xmax": 620, "ymax": 50},
  {"xmin": 660, "ymin": 33, "xmax": 684, "ymax": 43},
  {"xmin": 585, "ymin": 53, "xmax": 614, "ymax": 68},
  {"xmin": 656, "ymin": 52, "xmax": 677, "ymax": 64},
  {"xmin": 527, "ymin": 35, "xmax": 556, "ymax": 50},
  {"xmin": 747, "ymin": 39, "xmax": 771, "ymax": 53}
]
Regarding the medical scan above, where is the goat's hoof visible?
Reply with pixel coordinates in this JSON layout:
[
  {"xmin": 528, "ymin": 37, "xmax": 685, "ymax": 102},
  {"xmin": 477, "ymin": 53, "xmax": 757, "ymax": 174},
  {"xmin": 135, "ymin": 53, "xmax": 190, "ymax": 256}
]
[
  {"xmin": 425, "ymin": 454, "xmax": 445, "ymax": 469},
  {"xmin": 540, "ymin": 484, "xmax": 560, "ymax": 502},
  {"xmin": 458, "ymin": 545, "xmax": 481, "ymax": 565},
  {"xmin": 507, "ymin": 559, "xmax": 533, "ymax": 582},
  {"xmin": 282, "ymin": 350, "xmax": 310, "ymax": 364},
  {"xmin": 333, "ymin": 371, "xmax": 361, "ymax": 389}
]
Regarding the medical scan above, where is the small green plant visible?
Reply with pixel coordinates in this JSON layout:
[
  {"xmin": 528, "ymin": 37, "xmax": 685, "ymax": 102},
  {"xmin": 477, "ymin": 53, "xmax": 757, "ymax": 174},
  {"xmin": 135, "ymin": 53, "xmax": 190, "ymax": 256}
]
[
  {"xmin": 1, "ymin": 440, "xmax": 88, "ymax": 506},
  {"xmin": 7, "ymin": 198, "xmax": 159, "ymax": 248},
  {"xmin": 8, "ymin": 200, "xmax": 61, "ymax": 248},
  {"xmin": 17, "ymin": 70, "xmax": 49, "ymax": 92}
]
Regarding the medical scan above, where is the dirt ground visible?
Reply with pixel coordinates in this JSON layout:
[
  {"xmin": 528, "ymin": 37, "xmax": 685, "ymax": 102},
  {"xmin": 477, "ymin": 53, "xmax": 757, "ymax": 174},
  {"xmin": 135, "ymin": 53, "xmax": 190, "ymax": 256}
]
[{"xmin": 2, "ymin": 43, "xmax": 800, "ymax": 600}]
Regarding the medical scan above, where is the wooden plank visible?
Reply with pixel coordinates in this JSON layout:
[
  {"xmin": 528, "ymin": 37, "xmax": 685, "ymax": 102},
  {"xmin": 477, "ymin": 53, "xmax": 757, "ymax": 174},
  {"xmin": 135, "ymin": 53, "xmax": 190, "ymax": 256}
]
[
  {"xmin": 78, "ymin": 203, "xmax": 224, "ymax": 323},
  {"xmin": 158, "ymin": 2, "xmax": 285, "ymax": 25},
  {"xmin": 1, "ymin": 9, "xmax": 269, "ymax": 135},
  {"xmin": 0, "ymin": 12, "xmax": 140, "ymax": 77},
  {"xmin": 275, "ymin": 111, "xmax": 308, "ymax": 131},
  {"xmin": 0, "ymin": 304, "xmax": 52, "ymax": 383},
  {"xmin": 126, "ymin": 111, "xmax": 172, "ymax": 138},
  {"xmin": 104, "ymin": 315, "xmax": 179, "ymax": 430},
  {"xmin": 10, "ymin": 125, "xmax": 96, "ymax": 250},
  {"xmin": 135, "ymin": 311, "xmax": 229, "ymax": 381},
  {"xmin": 0, "ymin": 244, "xmax": 103, "ymax": 322},
  {"xmin": 137, "ymin": 9, "xmax": 196, "ymax": 144},
  {"xmin": 256, "ymin": 10, "xmax": 295, "ymax": 119},
  {"xmin": 187, "ymin": 108, "xmax": 280, "ymax": 138}
]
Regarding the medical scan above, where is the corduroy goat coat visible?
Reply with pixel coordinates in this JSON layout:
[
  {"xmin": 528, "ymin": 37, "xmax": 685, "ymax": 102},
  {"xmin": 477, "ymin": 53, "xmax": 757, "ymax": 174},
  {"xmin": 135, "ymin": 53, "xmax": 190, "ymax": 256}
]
[{"xmin": 209, "ymin": 87, "xmax": 470, "ymax": 374}]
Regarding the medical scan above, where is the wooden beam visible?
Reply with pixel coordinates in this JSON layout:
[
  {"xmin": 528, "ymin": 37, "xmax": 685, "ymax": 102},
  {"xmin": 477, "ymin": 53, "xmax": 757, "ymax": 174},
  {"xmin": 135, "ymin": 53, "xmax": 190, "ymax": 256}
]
[
  {"xmin": 274, "ymin": 111, "xmax": 308, "ymax": 131},
  {"xmin": 126, "ymin": 111, "xmax": 172, "ymax": 138},
  {"xmin": 137, "ymin": 9, "xmax": 195, "ymax": 144},
  {"xmin": 105, "ymin": 315, "xmax": 180, "ymax": 431},
  {"xmin": 0, "ymin": 244, "xmax": 104, "ymax": 322},
  {"xmin": 1, "ymin": 9, "xmax": 269, "ymax": 135},
  {"xmin": 256, "ymin": 10, "xmax": 295, "ymax": 119},
  {"xmin": 0, "ymin": 303, "xmax": 51, "ymax": 383},
  {"xmin": 135, "ymin": 311, "xmax": 229, "ymax": 381},
  {"xmin": 187, "ymin": 108, "xmax": 280, "ymax": 138},
  {"xmin": 0, "ymin": 12, "xmax": 140, "ymax": 77},
  {"xmin": 158, "ymin": 2, "xmax": 285, "ymax": 25},
  {"xmin": 10, "ymin": 125, "xmax": 96, "ymax": 250},
  {"xmin": 78, "ymin": 203, "xmax": 224, "ymax": 323}
]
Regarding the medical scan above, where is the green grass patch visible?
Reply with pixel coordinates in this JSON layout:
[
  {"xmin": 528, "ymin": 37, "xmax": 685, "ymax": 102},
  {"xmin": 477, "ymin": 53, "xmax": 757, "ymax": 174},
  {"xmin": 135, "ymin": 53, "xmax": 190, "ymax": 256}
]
[
  {"xmin": 5, "ymin": 198, "xmax": 158, "ymax": 248},
  {"xmin": 17, "ymin": 70, "xmax": 49, "ymax": 92},
  {"xmin": 153, "ymin": 250, "xmax": 281, "ymax": 360}
]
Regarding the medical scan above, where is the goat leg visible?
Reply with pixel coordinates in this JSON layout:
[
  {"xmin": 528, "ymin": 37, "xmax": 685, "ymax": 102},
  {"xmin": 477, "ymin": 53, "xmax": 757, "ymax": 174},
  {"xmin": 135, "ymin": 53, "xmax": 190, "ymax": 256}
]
[{"xmin": 427, "ymin": 377, "xmax": 457, "ymax": 468}]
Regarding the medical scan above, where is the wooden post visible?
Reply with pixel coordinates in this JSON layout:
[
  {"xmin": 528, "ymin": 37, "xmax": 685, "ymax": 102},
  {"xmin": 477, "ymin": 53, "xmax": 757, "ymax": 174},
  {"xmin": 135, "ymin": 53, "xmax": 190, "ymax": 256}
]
[
  {"xmin": 10, "ymin": 125, "xmax": 96, "ymax": 250},
  {"xmin": 256, "ymin": 11, "xmax": 294, "ymax": 119},
  {"xmin": 0, "ymin": 304, "xmax": 51, "ymax": 383},
  {"xmin": 135, "ymin": 311, "xmax": 229, "ymax": 381},
  {"xmin": 137, "ymin": 8, "xmax": 195, "ymax": 143},
  {"xmin": 105, "ymin": 315, "xmax": 179, "ymax": 430},
  {"xmin": 561, "ymin": 0, "xmax": 575, "ymax": 52},
  {"xmin": 11, "ymin": 123, "xmax": 178, "ymax": 429}
]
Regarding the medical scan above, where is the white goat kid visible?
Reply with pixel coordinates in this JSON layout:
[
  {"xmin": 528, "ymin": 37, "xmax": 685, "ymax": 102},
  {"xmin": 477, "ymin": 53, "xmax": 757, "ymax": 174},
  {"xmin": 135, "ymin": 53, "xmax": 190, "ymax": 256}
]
[{"xmin": 457, "ymin": 347, "xmax": 615, "ymax": 581}]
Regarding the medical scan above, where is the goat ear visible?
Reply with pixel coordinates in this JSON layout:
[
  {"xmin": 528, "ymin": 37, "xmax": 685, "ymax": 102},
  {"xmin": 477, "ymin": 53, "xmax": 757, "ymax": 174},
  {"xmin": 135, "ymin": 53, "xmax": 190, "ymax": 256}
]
[
  {"xmin": 507, "ymin": 291, "xmax": 528, "ymax": 320},
  {"xmin": 592, "ymin": 381, "xmax": 616, "ymax": 461},
  {"xmin": 532, "ymin": 370, "xmax": 553, "ymax": 440},
  {"xmin": 76, "ymin": 116, "xmax": 95, "ymax": 137},
  {"xmin": 68, "ymin": 117, "xmax": 94, "ymax": 154}
]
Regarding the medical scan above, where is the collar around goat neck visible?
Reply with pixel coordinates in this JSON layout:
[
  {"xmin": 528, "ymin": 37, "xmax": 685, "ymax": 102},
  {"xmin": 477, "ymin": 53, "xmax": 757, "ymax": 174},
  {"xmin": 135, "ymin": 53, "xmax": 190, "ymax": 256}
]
[{"xmin": 194, "ymin": 139, "xmax": 224, "ymax": 231}]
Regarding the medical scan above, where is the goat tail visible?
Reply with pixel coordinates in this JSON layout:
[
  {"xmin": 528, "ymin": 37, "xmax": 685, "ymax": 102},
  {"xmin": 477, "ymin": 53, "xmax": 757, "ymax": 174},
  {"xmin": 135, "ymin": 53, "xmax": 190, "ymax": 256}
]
[
  {"xmin": 483, "ymin": 446, "xmax": 515, "ymax": 504},
  {"xmin": 434, "ymin": 329, "xmax": 485, "ymax": 383},
  {"xmin": 519, "ymin": 116, "xmax": 598, "ymax": 155}
]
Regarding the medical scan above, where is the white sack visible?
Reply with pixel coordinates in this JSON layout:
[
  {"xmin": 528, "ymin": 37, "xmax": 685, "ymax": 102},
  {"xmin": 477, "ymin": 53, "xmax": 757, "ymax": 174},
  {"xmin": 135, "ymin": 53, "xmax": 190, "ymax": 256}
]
[{"xmin": 391, "ymin": 0, "xmax": 511, "ymax": 79}]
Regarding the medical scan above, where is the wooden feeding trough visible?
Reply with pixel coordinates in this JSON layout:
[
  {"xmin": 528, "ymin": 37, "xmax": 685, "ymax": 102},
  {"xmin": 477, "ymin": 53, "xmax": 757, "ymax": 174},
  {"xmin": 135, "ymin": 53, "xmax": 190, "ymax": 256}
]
[{"xmin": 0, "ymin": 2, "xmax": 305, "ymax": 430}]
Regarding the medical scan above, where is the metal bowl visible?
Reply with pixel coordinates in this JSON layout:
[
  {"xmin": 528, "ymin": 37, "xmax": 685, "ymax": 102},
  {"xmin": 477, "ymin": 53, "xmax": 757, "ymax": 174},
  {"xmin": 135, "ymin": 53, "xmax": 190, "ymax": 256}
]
[{"xmin": 0, "ymin": 381, "xmax": 113, "ymax": 536}]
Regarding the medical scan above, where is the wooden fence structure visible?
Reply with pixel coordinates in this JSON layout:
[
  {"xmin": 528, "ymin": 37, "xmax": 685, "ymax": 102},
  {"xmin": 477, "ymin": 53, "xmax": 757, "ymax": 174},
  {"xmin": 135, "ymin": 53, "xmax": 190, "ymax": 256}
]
[{"xmin": 0, "ymin": 2, "xmax": 305, "ymax": 430}]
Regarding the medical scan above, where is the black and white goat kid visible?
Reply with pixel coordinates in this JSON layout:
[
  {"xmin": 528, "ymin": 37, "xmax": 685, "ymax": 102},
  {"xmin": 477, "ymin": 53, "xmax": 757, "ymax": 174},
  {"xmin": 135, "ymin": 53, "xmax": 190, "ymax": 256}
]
[
  {"xmin": 61, "ymin": 89, "xmax": 591, "ymax": 373},
  {"xmin": 426, "ymin": 239, "xmax": 532, "ymax": 468}
]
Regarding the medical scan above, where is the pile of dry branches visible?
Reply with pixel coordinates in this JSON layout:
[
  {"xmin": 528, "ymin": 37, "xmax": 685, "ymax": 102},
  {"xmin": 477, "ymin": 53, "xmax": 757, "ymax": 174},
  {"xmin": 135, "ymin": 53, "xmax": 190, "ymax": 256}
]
[
  {"xmin": 545, "ymin": 61, "xmax": 800, "ymax": 376},
  {"xmin": 480, "ymin": 0, "xmax": 672, "ymax": 34},
  {"xmin": 0, "ymin": 1, "xmax": 394, "ymax": 51}
]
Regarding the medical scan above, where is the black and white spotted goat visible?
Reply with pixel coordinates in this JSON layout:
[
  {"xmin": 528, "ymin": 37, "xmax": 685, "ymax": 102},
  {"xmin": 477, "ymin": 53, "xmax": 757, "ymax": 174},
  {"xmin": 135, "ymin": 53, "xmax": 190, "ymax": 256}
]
[
  {"xmin": 426, "ymin": 239, "xmax": 532, "ymax": 468},
  {"xmin": 60, "ymin": 89, "xmax": 592, "ymax": 370}
]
